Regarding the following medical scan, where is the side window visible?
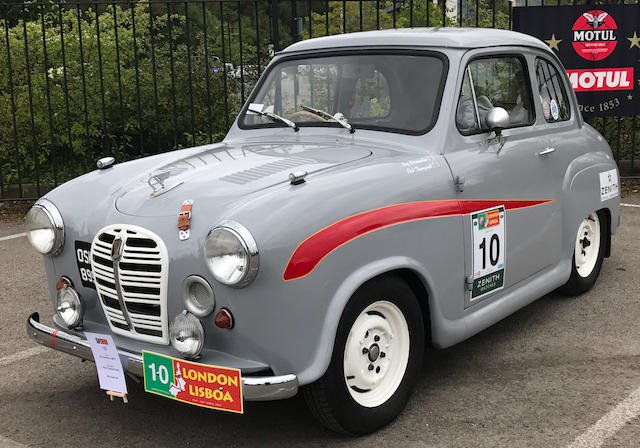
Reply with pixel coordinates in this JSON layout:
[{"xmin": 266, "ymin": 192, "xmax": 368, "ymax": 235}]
[
  {"xmin": 456, "ymin": 56, "xmax": 534, "ymax": 134},
  {"xmin": 535, "ymin": 58, "xmax": 571, "ymax": 122}
]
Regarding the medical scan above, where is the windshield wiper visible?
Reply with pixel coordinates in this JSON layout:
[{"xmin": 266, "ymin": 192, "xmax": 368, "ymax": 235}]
[
  {"xmin": 247, "ymin": 104, "xmax": 298, "ymax": 132},
  {"xmin": 300, "ymin": 105, "xmax": 355, "ymax": 133}
]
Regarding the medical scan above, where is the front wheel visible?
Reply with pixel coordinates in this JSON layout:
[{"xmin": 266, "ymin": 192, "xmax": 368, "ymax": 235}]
[
  {"xmin": 304, "ymin": 276, "xmax": 424, "ymax": 435},
  {"xmin": 559, "ymin": 210, "xmax": 607, "ymax": 295}
]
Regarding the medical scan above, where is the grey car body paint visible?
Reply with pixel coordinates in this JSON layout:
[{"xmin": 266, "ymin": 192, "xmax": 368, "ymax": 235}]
[{"xmin": 34, "ymin": 28, "xmax": 619, "ymax": 387}]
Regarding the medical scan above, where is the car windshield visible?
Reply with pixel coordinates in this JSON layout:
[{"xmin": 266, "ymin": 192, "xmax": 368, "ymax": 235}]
[{"xmin": 240, "ymin": 52, "xmax": 446, "ymax": 135}]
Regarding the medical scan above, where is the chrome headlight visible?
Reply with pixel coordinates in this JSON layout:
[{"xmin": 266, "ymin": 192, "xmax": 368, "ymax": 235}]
[
  {"xmin": 56, "ymin": 284, "xmax": 83, "ymax": 328},
  {"xmin": 25, "ymin": 199, "xmax": 64, "ymax": 255},
  {"xmin": 204, "ymin": 221, "xmax": 259, "ymax": 287},
  {"xmin": 170, "ymin": 312, "xmax": 204, "ymax": 359}
]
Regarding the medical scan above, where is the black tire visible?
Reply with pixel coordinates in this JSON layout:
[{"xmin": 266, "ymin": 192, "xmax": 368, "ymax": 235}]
[
  {"xmin": 559, "ymin": 209, "xmax": 608, "ymax": 296},
  {"xmin": 303, "ymin": 275, "xmax": 424, "ymax": 435}
]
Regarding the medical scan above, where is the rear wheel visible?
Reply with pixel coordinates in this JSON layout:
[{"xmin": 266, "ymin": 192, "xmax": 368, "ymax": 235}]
[
  {"xmin": 304, "ymin": 276, "xmax": 424, "ymax": 435},
  {"xmin": 559, "ymin": 210, "xmax": 607, "ymax": 295}
]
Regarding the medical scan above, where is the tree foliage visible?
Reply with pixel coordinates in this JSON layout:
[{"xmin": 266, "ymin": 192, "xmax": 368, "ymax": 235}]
[
  {"xmin": 1, "ymin": 0, "xmax": 514, "ymax": 192},
  {"xmin": 0, "ymin": 1, "xmax": 267, "ymax": 186}
]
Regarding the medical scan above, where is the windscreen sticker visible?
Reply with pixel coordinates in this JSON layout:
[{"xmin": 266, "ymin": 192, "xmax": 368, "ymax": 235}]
[
  {"xmin": 542, "ymin": 100, "xmax": 551, "ymax": 120},
  {"xmin": 550, "ymin": 99, "xmax": 560, "ymax": 120},
  {"xmin": 246, "ymin": 103, "xmax": 264, "ymax": 115},
  {"xmin": 471, "ymin": 206, "xmax": 506, "ymax": 300},
  {"xmin": 599, "ymin": 169, "xmax": 619, "ymax": 201}
]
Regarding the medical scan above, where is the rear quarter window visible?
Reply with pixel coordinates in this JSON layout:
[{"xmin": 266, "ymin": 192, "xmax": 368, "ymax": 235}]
[{"xmin": 535, "ymin": 58, "xmax": 571, "ymax": 123}]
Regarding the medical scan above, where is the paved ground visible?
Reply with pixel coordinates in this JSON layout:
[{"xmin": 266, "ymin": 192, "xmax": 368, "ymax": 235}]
[{"xmin": 1, "ymin": 200, "xmax": 640, "ymax": 447}]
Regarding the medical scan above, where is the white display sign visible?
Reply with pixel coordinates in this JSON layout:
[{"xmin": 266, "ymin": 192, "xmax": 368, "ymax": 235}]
[{"xmin": 85, "ymin": 332, "xmax": 128, "ymax": 394}]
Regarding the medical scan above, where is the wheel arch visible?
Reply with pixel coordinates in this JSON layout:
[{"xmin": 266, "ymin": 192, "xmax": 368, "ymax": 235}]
[
  {"xmin": 296, "ymin": 257, "xmax": 436, "ymax": 386},
  {"xmin": 562, "ymin": 155, "xmax": 619, "ymax": 259},
  {"xmin": 599, "ymin": 207, "xmax": 612, "ymax": 258},
  {"xmin": 394, "ymin": 268, "xmax": 432, "ymax": 345}
]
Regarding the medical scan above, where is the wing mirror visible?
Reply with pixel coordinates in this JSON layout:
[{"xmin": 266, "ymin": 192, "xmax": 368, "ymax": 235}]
[{"xmin": 485, "ymin": 107, "xmax": 509, "ymax": 136}]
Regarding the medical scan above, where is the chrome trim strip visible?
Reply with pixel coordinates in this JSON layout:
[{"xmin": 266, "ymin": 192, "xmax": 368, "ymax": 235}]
[
  {"xmin": 466, "ymin": 65, "xmax": 482, "ymax": 130},
  {"xmin": 111, "ymin": 233, "xmax": 135, "ymax": 330},
  {"xmin": 26, "ymin": 313, "xmax": 299, "ymax": 401},
  {"xmin": 242, "ymin": 374, "xmax": 299, "ymax": 401}
]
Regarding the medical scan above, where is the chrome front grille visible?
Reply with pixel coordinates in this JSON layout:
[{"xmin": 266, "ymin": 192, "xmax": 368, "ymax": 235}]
[{"xmin": 90, "ymin": 225, "xmax": 169, "ymax": 344}]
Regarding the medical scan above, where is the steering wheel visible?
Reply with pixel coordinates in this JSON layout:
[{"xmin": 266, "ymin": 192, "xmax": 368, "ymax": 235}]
[{"xmin": 288, "ymin": 110, "xmax": 325, "ymax": 122}]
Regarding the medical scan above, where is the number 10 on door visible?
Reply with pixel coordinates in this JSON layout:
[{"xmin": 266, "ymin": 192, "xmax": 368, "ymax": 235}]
[{"xmin": 471, "ymin": 206, "xmax": 506, "ymax": 300}]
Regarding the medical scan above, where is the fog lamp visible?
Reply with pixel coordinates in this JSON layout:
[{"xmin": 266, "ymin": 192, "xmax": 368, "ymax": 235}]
[
  {"xmin": 170, "ymin": 311, "xmax": 204, "ymax": 359},
  {"xmin": 56, "ymin": 283, "xmax": 83, "ymax": 328}
]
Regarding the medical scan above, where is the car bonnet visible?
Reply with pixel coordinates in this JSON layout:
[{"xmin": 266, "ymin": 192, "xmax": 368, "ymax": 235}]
[{"xmin": 114, "ymin": 141, "xmax": 372, "ymax": 217}]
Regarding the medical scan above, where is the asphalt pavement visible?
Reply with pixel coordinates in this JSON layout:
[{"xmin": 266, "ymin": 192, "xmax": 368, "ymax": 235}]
[{"xmin": 1, "ymin": 201, "xmax": 640, "ymax": 447}]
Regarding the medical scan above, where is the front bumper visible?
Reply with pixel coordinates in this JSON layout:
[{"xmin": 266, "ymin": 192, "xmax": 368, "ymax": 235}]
[{"xmin": 27, "ymin": 312, "xmax": 298, "ymax": 401}]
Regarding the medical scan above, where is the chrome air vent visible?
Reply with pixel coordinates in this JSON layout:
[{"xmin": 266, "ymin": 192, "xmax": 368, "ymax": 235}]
[
  {"xmin": 90, "ymin": 225, "xmax": 169, "ymax": 344},
  {"xmin": 219, "ymin": 157, "xmax": 316, "ymax": 185}
]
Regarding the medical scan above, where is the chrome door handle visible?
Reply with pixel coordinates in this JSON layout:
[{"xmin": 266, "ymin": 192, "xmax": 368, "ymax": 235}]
[{"xmin": 538, "ymin": 147, "xmax": 556, "ymax": 156}]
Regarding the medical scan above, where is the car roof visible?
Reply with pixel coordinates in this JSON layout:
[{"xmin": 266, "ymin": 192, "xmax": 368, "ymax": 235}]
[{"xmin": 282, "ymin": 27, "xmax": 551, "ymax": 54}]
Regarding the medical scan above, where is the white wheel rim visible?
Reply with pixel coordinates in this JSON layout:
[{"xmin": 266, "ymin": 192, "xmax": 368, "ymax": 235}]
[
  {"xmin": 343, "ymin": 300, "xmax": 410, "ymax": 408},
  {"xmin": 575, "ymin": 212, "xmax": 600, "ymax": 278}
]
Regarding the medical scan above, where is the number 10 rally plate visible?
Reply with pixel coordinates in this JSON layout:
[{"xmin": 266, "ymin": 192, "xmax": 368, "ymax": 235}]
[
  {"xmin": 471, "ymin": 205, "xmax": 506, "ymax": 301},
  {"xmin": 142, "ymin": 351, "xmax": 243, "ymax": 414}
]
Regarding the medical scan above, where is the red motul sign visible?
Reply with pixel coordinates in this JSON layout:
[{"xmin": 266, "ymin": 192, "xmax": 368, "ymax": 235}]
[
  {"xmin": 566, "ymin": 67, "xmax": 633, "ymax": 92},
  {"xmin": 572, "ymin": 10, "xmax": 618, "ymax": 61}
]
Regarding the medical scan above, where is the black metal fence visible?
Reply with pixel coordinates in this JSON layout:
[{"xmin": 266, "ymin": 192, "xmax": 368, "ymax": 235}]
[{"xmin": 1, "ymin": 0, "xmax": 638, "ymax": 200}]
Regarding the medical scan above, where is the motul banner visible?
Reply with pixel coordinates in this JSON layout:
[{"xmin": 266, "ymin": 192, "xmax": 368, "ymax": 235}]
[{"xmin": 513, "ymin": 4, "xmax": 640, "ymax": 117}]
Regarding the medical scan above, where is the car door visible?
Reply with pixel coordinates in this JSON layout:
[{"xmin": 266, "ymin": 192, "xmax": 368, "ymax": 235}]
[{"xmin": 444, "ymin": 50, "xmax": 563, "ymax": 306}]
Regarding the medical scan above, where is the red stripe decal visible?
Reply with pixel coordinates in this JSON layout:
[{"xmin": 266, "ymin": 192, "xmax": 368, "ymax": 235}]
[
  {"xmin": 51, "ymin": 329, "xmax": 59, "ymax": 349},
  {"xmin": 282, "ymin": 199, "xmax": 552, "ymax": 281}
]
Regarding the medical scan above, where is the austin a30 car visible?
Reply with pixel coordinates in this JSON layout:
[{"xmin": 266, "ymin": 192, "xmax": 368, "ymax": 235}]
[{"xmin": 25, "ymin": 28, "xmax": 620, "ymax": 434}]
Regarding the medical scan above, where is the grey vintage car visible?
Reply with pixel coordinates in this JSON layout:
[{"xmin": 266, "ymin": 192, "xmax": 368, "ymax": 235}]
[{"xmin": 25, "ymin": 28, "xmax": 620, "ymax": 434}]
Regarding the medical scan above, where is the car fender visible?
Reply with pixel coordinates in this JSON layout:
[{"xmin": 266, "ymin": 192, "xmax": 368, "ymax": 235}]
[
  {"xmin": 295, "ymin": 255, "xmax": 439, "ymax": 385},
  {"xmin": 562, "ymin": 149, "xmax": 620, "ymax": 258}
]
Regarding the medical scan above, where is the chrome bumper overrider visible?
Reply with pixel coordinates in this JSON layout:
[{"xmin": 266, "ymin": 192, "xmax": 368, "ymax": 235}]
[{"xmin": 26, "ymin": 313, "xmax": 298, "ymax": 401}]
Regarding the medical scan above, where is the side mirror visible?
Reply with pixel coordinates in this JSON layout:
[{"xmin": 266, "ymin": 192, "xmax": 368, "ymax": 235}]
[{"xmin": 485, "ymin": 107, "xmax": 509, "ymax": 136}]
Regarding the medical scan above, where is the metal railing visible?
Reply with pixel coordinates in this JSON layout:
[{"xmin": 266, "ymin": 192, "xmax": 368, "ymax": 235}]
[{"xmin": 1, "ymin": 0, "xmax": 638, "ymax": 200}]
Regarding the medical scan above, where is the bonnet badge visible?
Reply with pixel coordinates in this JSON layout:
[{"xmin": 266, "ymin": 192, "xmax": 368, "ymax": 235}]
[
  {"xmin": 178, "ymin": 200, "xmax": 194, "ymax": 240},
  {"xmin": 111, "ymin": 235, "xmax": 123, "ymax": 261}
]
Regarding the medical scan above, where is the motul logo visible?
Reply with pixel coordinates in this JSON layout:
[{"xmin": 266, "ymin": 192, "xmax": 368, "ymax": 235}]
[
  {"xmin": 572, "ymin": 10, "xmax": 618, "ymax": 61},
  {"xmin": 573, "ymin": 30, "xmax": 617, "ymax": 41},
  {"xmin": 567, "ymin": 67, "xmax": 633, "ymax": 92}
]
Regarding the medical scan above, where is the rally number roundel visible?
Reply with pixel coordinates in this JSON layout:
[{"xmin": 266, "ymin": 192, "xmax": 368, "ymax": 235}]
[{"xmin": 572, "ymin": 10, "xmax": 618, "ymax": 61}]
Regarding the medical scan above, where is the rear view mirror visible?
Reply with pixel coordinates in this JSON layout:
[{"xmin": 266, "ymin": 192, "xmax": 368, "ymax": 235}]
[{"xmin": 485, "ymin": 107, "xmax": 509, "ymax": 136}]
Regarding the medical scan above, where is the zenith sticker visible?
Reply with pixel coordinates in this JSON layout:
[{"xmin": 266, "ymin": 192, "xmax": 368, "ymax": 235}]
[
  {"xmin": 599, "ymin": 169, "xmax": 619, "ymax": 201},
  {"xmin": 471, "ymin": 205, "xmax": 506, "ymax": 300}
]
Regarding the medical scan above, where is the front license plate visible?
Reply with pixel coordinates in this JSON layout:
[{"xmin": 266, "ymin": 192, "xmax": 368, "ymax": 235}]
[
  {"xmin": 142, "ymin": 351, "xmax": 243, "ymax": 414},
  {"xmin": 75, "ymin": 241, "xmax": 95, "ymax": 289}
]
